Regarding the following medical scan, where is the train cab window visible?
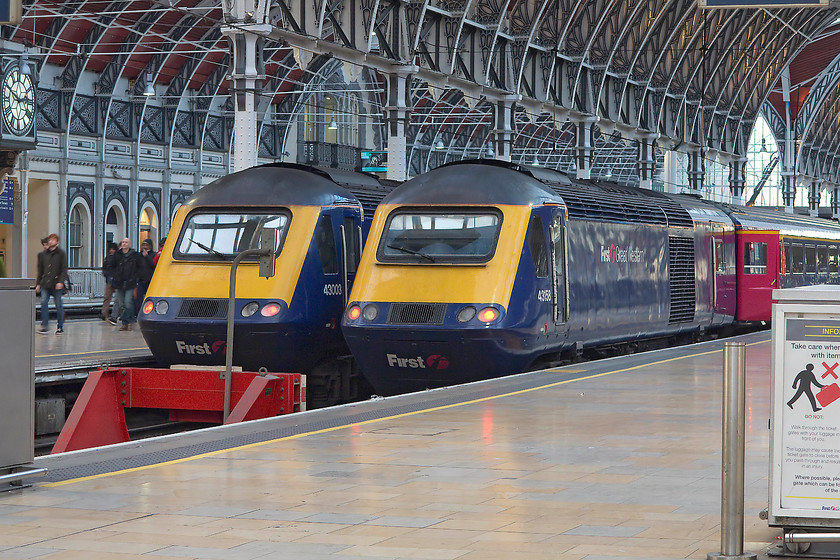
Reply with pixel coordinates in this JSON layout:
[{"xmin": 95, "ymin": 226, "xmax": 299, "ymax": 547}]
[
  {"xmin": 805, "ymin": 246, "xmax": 816, "ymax": 274},
  {"xmin": 818, "ymin": 246, "xmax": 829, "ymax": 274},
  {"xmin": 790, "ymin": 244, "xmax": 804, "ymax": 274},
  {"xmin": 316, "ymin": 216, "xmax": 338, "ymax": 274},
  {"xmin": 743, "ymin": 241, "xmax": 767, "ymax": 275},
  {"xmin": 175, "ymin": 211, "xmax": 289, "ymax": 260},
  {"xmin": 527, "ymin": 216, "xmax": 549, "ymax": 278},
  {"xmin": 830, "ymin": 247, "xmax": 839, "ymax": 275},
  {"xmin": 377, "ymin": 209, "xmax": 502, "ymax": 263}
]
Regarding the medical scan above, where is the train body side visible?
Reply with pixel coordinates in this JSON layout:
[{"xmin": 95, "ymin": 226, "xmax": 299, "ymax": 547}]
[{"xmin": 343, "ymin": 161, "xmax": 724, "ymax": 395}]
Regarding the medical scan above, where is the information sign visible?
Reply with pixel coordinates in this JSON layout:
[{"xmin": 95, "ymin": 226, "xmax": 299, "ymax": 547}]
[
  {"xmin": 361, "ymin": 150, "xmax": 387, "ymax": 172},
  {"xmin": 0, "ymin": 177, "xmax": 13, "ymax": 225},
  {"xmin": 779, "ymin": 318, "xmax": 840, "ymax": 511},
  {"xmin": 770, "ymin": 286, "xmax": 840, "ymax": 527}
]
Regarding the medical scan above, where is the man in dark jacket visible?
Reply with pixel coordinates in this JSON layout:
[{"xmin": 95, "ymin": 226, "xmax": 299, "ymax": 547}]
[
  {"xmin": 134, "ymin": 238, "xmax": 155, "ymax": 315},
  {"xmin": 100, "ymin": 242, "xmax": 119, "ymax": 324},
  {"xmin": 113, "ymin": 237, "xmax": 140, "ymax": 331},
  {"xmin": 35, "ymin": 233, "xmax": 68, "ymax": 335}
]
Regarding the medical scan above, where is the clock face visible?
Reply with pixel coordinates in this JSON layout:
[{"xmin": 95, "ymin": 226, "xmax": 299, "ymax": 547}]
[{"xmin": 2, "ymin": 65, "xmax": 34, "ymax": 136}]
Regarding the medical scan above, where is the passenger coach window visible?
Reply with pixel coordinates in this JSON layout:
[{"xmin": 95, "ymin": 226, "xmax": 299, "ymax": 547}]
[
  {"xmin": 831, "ymin": 247, "xmax": 839, "ymax": 275},
  {"xmin": 377, "ymin": 209, "xmax": 502, "ymax": 264},
  {"xmin": 175, "ymin": 211, "xmax": 289, "ymax": 260},
  {"xmin": 528, "ymin": 217, "xmax": 548, "ymax": 278},
  {"xmin": 791, "ymin": 244, "xmax": 804, "ymax": 274},
  {"xmin": 316, "ymin": 216, "xmax": 338, "ymax": 274},
  {"xmin": 805, "ymin": 246, "xmax": 816, "ymax": 274},
  {"xmin": 818, "ymin": 246, "xmax": 829, "ymax": 274},
  {"xmin": 744, "ymin": 242, "xmax": 767, "ymax": 275},
  {"xmin": 715, "ymin": 240, "xmax": 726, "ymax": 274}
]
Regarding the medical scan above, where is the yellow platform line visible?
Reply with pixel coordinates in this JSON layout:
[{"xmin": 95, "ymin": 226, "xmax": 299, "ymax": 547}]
[{"xmin": 43, "ymin": 336, "xmax": 770, "ymax": 487}]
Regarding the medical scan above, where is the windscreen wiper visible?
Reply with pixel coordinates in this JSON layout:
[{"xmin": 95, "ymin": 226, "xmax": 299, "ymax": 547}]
[
  {"xmin": 387, "ymin": 243, "xmax": 435, "ymax": 263},
  {"xmin": 191, "ymin": 240, "xmax": 226, "ymax": 259}
]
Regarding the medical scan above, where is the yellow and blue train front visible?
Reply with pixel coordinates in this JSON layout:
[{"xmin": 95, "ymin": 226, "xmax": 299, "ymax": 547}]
[
  {"xmin": 342, "ymin": 203, "xmax": 542, "ymax": 395},
  {"xmin": 140, "ymin": 204, "xmax": 348, "ymax": 374}
]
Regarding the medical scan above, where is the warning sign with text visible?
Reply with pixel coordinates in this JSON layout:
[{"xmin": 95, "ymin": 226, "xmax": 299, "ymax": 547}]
[{"xmin": 781, "ymin": 318, "xmax": 840, "ymax": 511}]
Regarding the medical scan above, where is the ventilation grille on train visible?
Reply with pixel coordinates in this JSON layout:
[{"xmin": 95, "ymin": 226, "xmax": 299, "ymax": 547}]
[
  {"xmin": 545, "ymin": 181, "xmax": 694, "ymax": 228},
  {"xmin": 387, "ymin": 303, "xmax": 447, "ymax": 325},
  {"xmin": 177, "ymin": 298, "xmax": 229, "ymax": 319},
  {"xmin": 668, "ymin": 237, "xmax": 696, "ymax": 324}
]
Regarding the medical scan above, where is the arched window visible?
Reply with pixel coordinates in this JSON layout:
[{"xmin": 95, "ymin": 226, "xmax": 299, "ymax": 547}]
[
  {"xmin": 105, "ymin": 202, "xmax": 126, "ymax": 248},
  {"xmin": 68, "ymin": 203, "xmax": 89, "ymax": 267},
  {"xmin": 140, "ymin": 203, "xmax": 158, "ymax": 246}
]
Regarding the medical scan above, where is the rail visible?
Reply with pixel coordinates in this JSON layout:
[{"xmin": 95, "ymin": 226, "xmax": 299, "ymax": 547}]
[{"xmin": 36, "ymin": 268, "xmax": 105, "ymax": 312}]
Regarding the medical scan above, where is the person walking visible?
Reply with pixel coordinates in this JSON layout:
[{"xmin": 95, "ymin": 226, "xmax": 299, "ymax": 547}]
[
  {"xmin": 135, "ymin": 238, "xmax": 155, "ymax": 315},
  {"xmin": 35, "ymin": 233, "xmax": 68, "ymax": 335},
  {"xmin": 100, "ymin": 242, "xmax": 120, "ymax": 325},
  {"xmin": 113, "ymin": 237, "xmax": 140, "ymax": 331}
]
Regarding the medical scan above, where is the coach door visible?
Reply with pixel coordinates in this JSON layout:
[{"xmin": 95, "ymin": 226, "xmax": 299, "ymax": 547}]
[
  {"xmin": 549, "ymin": 212, "xmax": 569, "ymax": 327},
  {"xmin": 710, "ymin": 226, "xmax": 735, "ymax": 322}
]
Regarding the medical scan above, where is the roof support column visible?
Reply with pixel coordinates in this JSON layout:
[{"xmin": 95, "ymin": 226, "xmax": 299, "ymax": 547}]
[
  {"xmin": 490, "ymin": 98, "xmax": 517, "ymax": 163},
  {"xmin": 385, "ymin": 72, "xmax": 411, "ymax": 181},
  {"xmin": 663, "ymin": 150, "xmax": 679, "ymax": 194},
  {"xmin": 728, "ymin": 157, "xmax": 747, "ymax": 204},
  {"xmin": 781, "ymin": 68, "xmax": 796, "ymax": 214},
  {"xmin": 808, "ymin": 180, "xmax": 821, "ymax": 217},
  {"xmin": 688, "ymin": 149, "xmax": 705, "ymax": 192},
  {"xmin": 637, "ymin": 134, "xmax": 658, "ymax": 189},
  {"xmin": 832, "ymin": 184, "xmax": 840, "ymax": 221},
  {"xmin": 222, "ymin": 0, "xmax": 270, "ymax": 172},
  {"xmin": 781, "ymin": 170, "xmax": 796, "ymax": 211},
  {"xmin": 575, "ymin": 117, "xmax": 598, "ymax": 180}
]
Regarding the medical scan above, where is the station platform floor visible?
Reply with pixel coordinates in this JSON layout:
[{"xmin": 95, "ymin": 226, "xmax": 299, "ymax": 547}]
[
  {"xmin": 5, "ymin": 330, "xmax": 783, "ymax": 560},
  {"xmin": 34, "ymin": 317, "xmax": 152, "ymax": 376}
]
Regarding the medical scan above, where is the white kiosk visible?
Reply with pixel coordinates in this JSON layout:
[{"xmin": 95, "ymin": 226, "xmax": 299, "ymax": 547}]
[{"xmin": 770, "ymin": 285, "xmax": 840, "ymax": 555}]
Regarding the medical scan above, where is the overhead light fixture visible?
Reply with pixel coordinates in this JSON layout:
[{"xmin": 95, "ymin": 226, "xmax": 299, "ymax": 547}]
[
  {"xmin": 532, "ymin": 155, "xmax": 540, "ymax": 166},
  {"xmin": 604, "ymin": 167, "xmax": 613, "ymax": 178},
  {"xmin": 486, "ymin": 143, "xmax": 495, "ymax": 158},
  {"xmin": 143, "ymin": 72, "xmax": 155, "ymax": 96},
  {"xmin": 327, "ymin": 118, "xmax": 338, "ymax": 130},
  {"xmin": 435, "ymin": 139, "xmax": 445, "ymax": 150},
  {"xmin": 20, "ymin": 51, "xmax": 30, "ymax": 76}
]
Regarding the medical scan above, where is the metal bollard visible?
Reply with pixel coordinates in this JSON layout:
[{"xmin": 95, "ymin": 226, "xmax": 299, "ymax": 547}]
[{"xmin": 708, "ymin": 342, "xmax": 756, "ymax": 560}]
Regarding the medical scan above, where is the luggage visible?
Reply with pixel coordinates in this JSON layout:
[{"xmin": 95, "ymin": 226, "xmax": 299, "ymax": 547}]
[{"xmin": 817, "ymin": 383, "xmax": 840, "ymax": 407}]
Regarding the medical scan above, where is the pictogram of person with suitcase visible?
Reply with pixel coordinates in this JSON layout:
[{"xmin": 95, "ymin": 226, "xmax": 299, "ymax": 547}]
[{"xmin": 787, "ymin": 363, "xmax": 834, "ymax": 412}]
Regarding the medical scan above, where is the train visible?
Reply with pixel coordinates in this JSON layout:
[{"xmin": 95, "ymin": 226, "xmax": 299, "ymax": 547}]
[
  {"xmin": 341, "ymin": 159, "xmax": 840, "ymax": 396},
  {"xmin": 137, "ymin": 163, "xmax": 396, "ymax": 407}
]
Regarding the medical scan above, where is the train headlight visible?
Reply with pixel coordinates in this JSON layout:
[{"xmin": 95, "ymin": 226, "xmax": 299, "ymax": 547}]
[
  {"xmin": 347, "ymin": 305, "xmax": 362, "ymax": 321},
  {"xmin": 142, "ymin": 300, "xmax": 154, "ymax": 315},
  {"xmin": 362, "ymin": 304, "xmax": 379, "ymax": 321},
  {"xmin": 261, "ymin": 302, "xmax": 281, "ymax": 317},
  {"xmin": 477, "ymin": 307, "xmax": 500, "ymax": 323},
  {"xmin": 456, "ymin": 306, "xmax": 476, "ymax": 323},
  {"xmin": 241, "ymin": 301, "xmax": 260, "ymax": 317},
  {"xmin": 154, "ymin": 300, "xmax": 169, "ymax": 315}
]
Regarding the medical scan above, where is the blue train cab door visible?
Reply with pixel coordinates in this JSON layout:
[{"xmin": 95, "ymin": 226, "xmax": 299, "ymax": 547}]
[
  {"xmin": 549, "ymin": 212, "xmax": 569, "ymax": 335},
  {"xmin": 339, "ymin": 214, "xmax": 362, "ymax": 305}
]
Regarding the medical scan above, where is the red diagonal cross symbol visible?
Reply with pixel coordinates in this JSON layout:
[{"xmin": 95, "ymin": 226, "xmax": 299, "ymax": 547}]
[{"xmin": 822, "ymin": 362, "xmax": 839, "ymax": 380}]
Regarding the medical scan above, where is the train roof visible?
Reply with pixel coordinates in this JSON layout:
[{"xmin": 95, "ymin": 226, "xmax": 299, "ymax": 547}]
[
  {"xmin": 425, "ymin": 160, "xmax": 694, "ymax": 228},
  {"xmin": 185, "ymin": 163, "xmax": 371, "ymax": 208},
  {"xmin": 666, "ymin": 193, "xmax": 735, "ymax": 226},
  {"xmin": 382, "ymin": 160, "xmax": 564, "ymax": 206},
  {"xmin": 715, "ymin": 203, "xmax": 840, "ymax": 240}
]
